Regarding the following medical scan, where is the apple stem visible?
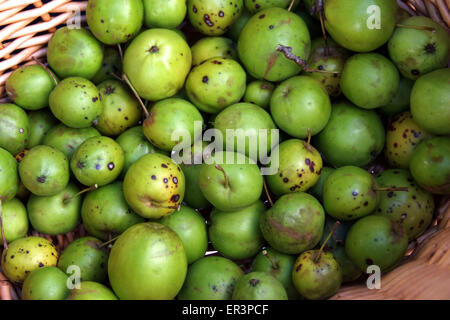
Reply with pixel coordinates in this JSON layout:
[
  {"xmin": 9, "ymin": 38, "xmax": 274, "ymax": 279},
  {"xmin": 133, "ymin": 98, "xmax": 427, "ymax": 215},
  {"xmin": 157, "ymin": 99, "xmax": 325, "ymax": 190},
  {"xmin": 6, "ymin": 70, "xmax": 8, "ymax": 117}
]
[
  {"xmin": 63, "ymin": 184, "xmax": 98, "ymax": 204},
  {"xmin": 99, "ymin": 235, "xmax": 121, "ymax": 248},
  {"xmin": 306, "ymin": 128, "xmax": 312, "ymax": 152},
  {"xmin": 373, "ymin": 187, "xmax": 409, "ymax": 192},
  {"xmin": 314, "ymin": 220, "xmax": 341, "ymax": 263},
  {"xmin": 121, "ymin": 73, "xmax": 149, "ymax": 119},
  {"xmin": 396, "ymin": 24, "xmax": 436, "ymax": 32},
  {"xmin": 0, "ymin": 200, "xmax": 8, "ymax": 250},
  {"xmin": 215, "ymin": 165, "xmax": 230, "ymax": 189},
  {"xmin": 262, "ymin": 249, "xmax": 280, "ymax": 270},
  {"xmin": 117, "ymin": 44, "xmax": 124, "ymax": 63},
  {"xmin": 32, "ymin": 57, "xmax": 58, "ymax": 86},
  {"xmin": 288, "ymin": 0, "xmax": 295, "ymax": 11},
  {"xmin": 263, "ymin": 178, "xmax": 274, "ymax": 207},
  {"xmin": 314, "ymin": 0, "xmax": 329, "ymax": 56},
  {"xmin": 276, "ymin": 45, "xmax": 339, "ymax": 74}
]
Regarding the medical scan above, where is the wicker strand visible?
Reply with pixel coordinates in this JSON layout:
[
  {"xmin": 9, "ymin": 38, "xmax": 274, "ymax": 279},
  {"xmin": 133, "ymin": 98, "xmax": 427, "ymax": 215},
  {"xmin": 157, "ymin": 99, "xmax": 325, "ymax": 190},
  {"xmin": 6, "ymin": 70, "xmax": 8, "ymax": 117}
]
[
  {"xmin": 0, "ymin": 0, "xmax": 86, "ymax": 91},
  {"xmin": 399, "ymin": 0, "xmax": 450, "ymax": 29}
]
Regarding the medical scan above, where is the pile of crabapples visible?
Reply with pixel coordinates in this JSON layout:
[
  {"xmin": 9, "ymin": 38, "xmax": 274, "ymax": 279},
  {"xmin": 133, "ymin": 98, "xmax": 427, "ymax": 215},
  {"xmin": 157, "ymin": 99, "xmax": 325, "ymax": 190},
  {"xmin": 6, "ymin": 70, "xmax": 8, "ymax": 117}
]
[{"xmin": 0, "ymin": 0, "xmax": 449, "ymax": 300}]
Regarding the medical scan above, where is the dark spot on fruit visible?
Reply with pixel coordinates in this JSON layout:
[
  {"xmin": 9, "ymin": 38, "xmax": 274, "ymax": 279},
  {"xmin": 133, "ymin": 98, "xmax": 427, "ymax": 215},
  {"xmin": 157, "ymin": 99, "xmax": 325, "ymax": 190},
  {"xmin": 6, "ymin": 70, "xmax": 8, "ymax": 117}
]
[
  {"xmin": 202, "ymin": 76, "xmax": 209, "ymax": 83},
  {"xmin": 269, "ymin": 25, "xmax": 274, "ymax": 29},
  {"xmin": 259, "ymin": 14, "xmax": 265, "ymax": 19},
  {"xmin": 249, "ymin": 279, "xmax": 260, "ymax": 287},
  {"xmin": 92, "ymin": 97, "xmax": 98, "ymax": 102},
  {"xmin": 305, "ymin": 159, "xmax": 311, "ymax": 165},
  {"xmin": 363, "ymin": 201, "xmax": 369, "ymax": 206},
  {"xmin": 107, "ymin": 162, "xmax": 115, "ymax": 170},
  {"xmin": 298, "ymin": 174, "xmax": 302, "ymax": 178},
  {"xmin": 95, "ymin": 164, "xmax": 101, "ymax": 170},
  {"xmin": 255, "ymin": 4, "xmax": 260, "ymax": 9},
  {"xmin": 387, "ymin": 192, "xmax": 394, "ymax": 198},
  {"xmin": 101, "ymin": 19, "xmax": 104, "ymax": 23},
  {"xmin": 193, "ymin": 5, "xmax": 197, "ymax": 13},
  {"xmin": 171, "ymin": 194, "xmax": 180, "ymax": 202},
  {"xmin": 419, "ymin": 219, "xmax": 424, "ymax": 226},
  {"xmin": 163, "ymin": 178, "xmax": 168, "ymax": 183},
  {"xmin": 366, "ymin": 258, "xmax": 373, "ymax": 265},
  {"xmin": 10, "ymin": 255, "xmax": 14, "ymax": 259},
  {"xmin": 173, "ymin": 177, "xmax": 178, "ymax": 184},
  {"xmin": 318, "ymin": 65, "xmax": 324, "ymax": 70},
  {"xmin": 219, "ymin": 11, "xmax": 224, "ymax": 17},
  {"xmin": 162, "ymin": 164, "xmax": 168, "ymax": 168},
  {"xmin": 149, "ymin": 46, "xmax": 159, "ymax": 53},
  {"xmin": 283, "ymin": 178, "xmax": 289, "ymax": 183},
  {"xmin": 352, "ymin": 191, "xmax": 358, "ymax": 196},
  {"xmin": 105, "ymin": 86, "xmax": 115, "ymax": 95},
  {"xmin": 411, "ymin": 69, "xmax": 420, "ymax": 76},
  {"xmin": 203, "ymin": 14, "xmax": 214, "ymax": 27},
  {"xmin": 38, "ymin": 262, "xmax": 44, "ymax": 267},
  {"xmin": 151, "ymin": 175, "xmax": 156, "ymax": 180},
  {"xmin": 412, "ymin": 195, "xmax": 416, "ymax": 200},
  {"xmin": 401, "ymin": 213, "xmax": 407, "ymax": 219},
  {"xmin": 211, "ymin": 60, "xmax": 222, "ymax": 65},
  {"xmin": 424, "ymin": 43, "xmax": 436, "ymax": 54},
  {"xmin": 36, "ymin": 175, "xmax": 46, "ymax": 183}
]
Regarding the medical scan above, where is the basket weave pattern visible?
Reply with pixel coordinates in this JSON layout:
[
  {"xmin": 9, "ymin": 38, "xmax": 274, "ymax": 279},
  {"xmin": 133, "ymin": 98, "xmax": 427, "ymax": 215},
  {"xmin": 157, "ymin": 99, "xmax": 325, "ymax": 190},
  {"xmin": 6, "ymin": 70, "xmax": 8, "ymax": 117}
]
[
  {"xmin": 0, "ymin": 0, "xmax": 87, "ymax": 96},
  {"xmin": 0, "ymin": 0, "xmax": 449, "ymax": 301},
  {"xmin": 398, "ymin": 0, "xmax": 450, "ymax": 30}
]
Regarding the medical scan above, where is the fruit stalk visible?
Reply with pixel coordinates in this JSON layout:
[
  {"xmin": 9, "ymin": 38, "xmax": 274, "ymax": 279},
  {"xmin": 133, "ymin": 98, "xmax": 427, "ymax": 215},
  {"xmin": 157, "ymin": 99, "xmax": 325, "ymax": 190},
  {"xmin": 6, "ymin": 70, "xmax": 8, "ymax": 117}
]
[
  {"xmin": 262, "ymin": 249, "xmax": 279, "ymax": 269},
  {"xmin": 396, "ymin": 24, "xmax": 436, "ymax": 32},
  {"xmin": 121, "ymin": 73, "xmax": 150, "ymax": 119},
  {"xmin": 32, "ymin": 57, "xmax": 58, "ymax": 85},
  {"xmin": 276, "ymin": 45, "xmax": 338, "ymax": 74},
  {"xmin": 373, "ymin": 187, "xmax": 409, "ymax": 192},
  {"xmin": 306, "ymin": 128, "xmax": 312, "ymax": 152},
  {"xmin": 288, "ymin": 0, "xmax": 296, "ymax": 11},
  {"xmin": 310, "ymin": 0, "xmax": 329, "ymax": 55},
  {"xmin": 314, "ymin": 220, "xmax": 341, "ymax": 263},
  {"xmin": 263, "ymin": 178, "xmax": 274, "ymax": 207},
  {"xmin": 215, "ymin": 165, "xmax": 230, "ymax": 189},
  {"xmin": 99, "ymin": 234, "xmax": 121, "ymax": 248},
  {"xmin": 63, "ymin": 184, "xmax": 99, "ymax": 204},
  {"xmin": 0, "ymin": 200, "xmax": 7, "ymax": 250},
  {"xmin": 117, "ymin": 44, "xmax": 124, "ymax": 62}
]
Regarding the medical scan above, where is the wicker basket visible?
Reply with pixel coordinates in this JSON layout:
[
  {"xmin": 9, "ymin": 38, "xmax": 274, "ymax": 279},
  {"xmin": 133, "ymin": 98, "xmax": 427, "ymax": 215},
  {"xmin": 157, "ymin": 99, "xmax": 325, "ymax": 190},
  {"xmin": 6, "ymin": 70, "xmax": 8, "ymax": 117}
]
[
  {"xmin": 0, "ymin": 0, "xmax": 87, "ymax": 97},
  {"xmin": 398, "ymin": 0, "xmax": 450, "ymax": 30},
  {"xmin": 1, "ymin": 0, "xmax": 449, "ymax": 301}
]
